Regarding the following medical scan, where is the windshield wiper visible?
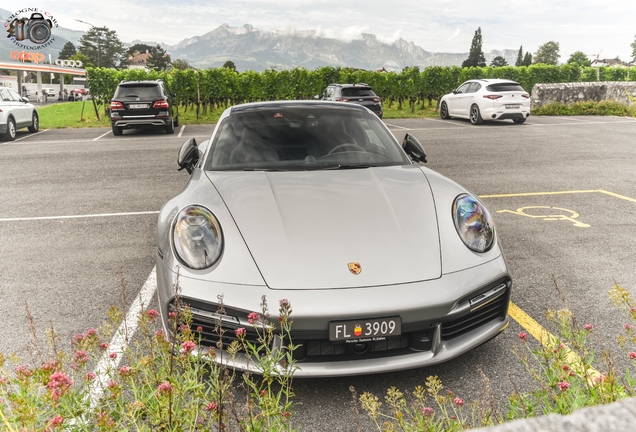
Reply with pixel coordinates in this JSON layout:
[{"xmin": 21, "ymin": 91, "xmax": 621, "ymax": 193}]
[{"xmin": 324, "ymin": 164, "xmax": 376, "ymax": 170}]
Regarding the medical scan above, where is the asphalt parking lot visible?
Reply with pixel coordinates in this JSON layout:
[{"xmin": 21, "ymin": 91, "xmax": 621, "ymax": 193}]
[{"xmin": 1, "ymin": 115, "xmax": 635, "ymax": 430}]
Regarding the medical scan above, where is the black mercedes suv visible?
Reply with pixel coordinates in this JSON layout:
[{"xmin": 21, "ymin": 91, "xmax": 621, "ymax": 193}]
[
  {"xmin": 109, "ymin": 80, "xmax": 177, "ymax": 136},
  {"xmin": 316, "ymin": 83, "xmax": 383, "ymax": 118}
]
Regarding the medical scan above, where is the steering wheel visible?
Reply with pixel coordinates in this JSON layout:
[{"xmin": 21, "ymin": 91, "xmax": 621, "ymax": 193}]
[{"xmin": 327, "ymin": 143, "xmax": 366, "ymax": 155}]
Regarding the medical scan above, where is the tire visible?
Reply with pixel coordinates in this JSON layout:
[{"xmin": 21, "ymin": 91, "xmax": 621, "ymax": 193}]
[
  {"xmin": 469, "ymin": 104, "xmax": 483, "ymax": 125},
  {"xmin": 3, "ymin": 117, "xmax": 16, "ymax": 141},
  {"xmin": 28, "ymin": 112, "xmax": 39, "ymax": 133},
  {"xmin": 112, "ymin": 125, "xmax": 122, "ymax": 136},
  {"xmin": 440, "ymin": 101, "xmax": 450, "ymax": 119},
  {"xmin": 174, "ymin": 116, "xmax": 179, "ymax": 127},
  {"xmin": 165, "ymin": 118, "xmax": 175, "ymax": 134},
  {"xmin": 513, "ymin": 118, "xmax": 526, "ymax": 124}
]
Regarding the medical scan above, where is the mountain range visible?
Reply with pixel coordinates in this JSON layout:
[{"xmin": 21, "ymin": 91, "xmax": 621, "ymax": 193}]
[
  {"xmin": 0, "ymin": 8, "xmax": 517, "ymax": 72},
  {"xmin": 160, "ymin": 23, "xmax": 517, "ymax": 72}
]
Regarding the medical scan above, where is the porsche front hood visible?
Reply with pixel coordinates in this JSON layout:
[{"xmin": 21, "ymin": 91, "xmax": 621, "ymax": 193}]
[{"xmin": 207, "ymin": 166, "xmax": 441, "ymax": 289}]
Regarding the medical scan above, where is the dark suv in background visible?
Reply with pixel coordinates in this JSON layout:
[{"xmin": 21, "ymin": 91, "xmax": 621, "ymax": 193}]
[
  {"xmin": 316, "ymin": 83, "xmax": 383, "ymax": 118},
  {"xmin": 109, "ymin": 80, "xmax": 177, "ymax": 136}
]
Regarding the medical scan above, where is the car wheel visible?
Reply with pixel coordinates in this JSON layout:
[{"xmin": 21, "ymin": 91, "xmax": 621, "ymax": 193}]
[
  {"xmin": 3, "ymin": 117, "xmax": 17, "ymax": 141},
  {"xmin": 165, "ymin": 119, "xmax": 175, "ymax": 134},
  {"xmin": 28, "ymin": 112, "xmax": 39, "ymax": 133},
  {"xmin": 112, "ymin": 125, "xmax": 123, "ymax": 136},
  {"xmin": 174, "ymin": 116, "xmax": 179, "ymax": 127},
  {"xmin": 513, "ymin": 118, "xmax": 526, "ymax": 124},
  {"xmin": 470, "ymin": 104, "xmax": 483, "ymax": 125},
  {"xmin": 440, "ymin": 101, "xmax": 450, "ymax": 119}
]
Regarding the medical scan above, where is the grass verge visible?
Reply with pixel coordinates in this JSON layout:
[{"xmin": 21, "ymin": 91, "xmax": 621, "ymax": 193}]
[{"xmin": 531, "ymin": 101, "xmax": 636, "ymax": 117}]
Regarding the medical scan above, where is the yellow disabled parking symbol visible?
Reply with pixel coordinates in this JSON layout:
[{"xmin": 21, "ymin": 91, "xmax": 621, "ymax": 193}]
[{"xmin": 497, "ymin": 206, "xmax": 591, "ymax": 228}]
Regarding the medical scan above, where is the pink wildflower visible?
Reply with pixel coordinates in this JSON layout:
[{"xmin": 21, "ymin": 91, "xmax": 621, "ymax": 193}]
[
  {"xmin": 100, "ymin": 343, "xmax": 109, "ymax": 351},
  {"xmin": 625, "ymin": 324, "xmax": 633, "ymax": 330},
  {"xmin": 182, "ymin": 341, "xmax": 196, "ymax": 353},
  {"xmin": 518, "ymin": 332, "xmax": 528, "ymax": 343},
  {"xmin": 283, "ymin": 411, "xmax": 291, "ymax": 419},
  {"xmin": 629, "ymin": 352, "xmax": 636, "ymax": 359},
  {"xmin": 14, "ymin": 365, "xmax": 33, "ymax": 379},
  {"xmin": 260, "ymin": 390, "xmax": 266, "ymax": 396},
  {"xmin": 49, "ymin": 416, "xmax": 64, "ymax": 428},
  {"xmin": 454, "ymin": 397, "xmax": 464, "ymax": 407},
  {"xmin": 109, "ymin": 353, "xmax": 117, "ymax": 359},
  {"xmin": 157, "ymin": 381, "xmax": 172, "ymax": 396},
  {"xmin": 204, "ymin": 402, "xmax": 218, "ymax": 412},
  {"xmin": 147, "ymin": 310, "xmax": 159, "ymax": 322},
  {"xmin": 155, "ymin": 329, "xmax": 165, "ymax": 336},
  {"xmin": 451, "ymin": 415, "xmax": 457, "ymax": 420},
  {"xmin": 278, "ymin": 316, "xmax": 284, "ymax": 323},
  {"xmin": 72, "ymin": 334, "xmax": 84, "ymax": 344},
  {"xmin": 583, "ymin": 324, "xmax": 593, "ymax": 332},
  {"xmin": 168, "ymin": 312, "xmax": 176, "ymax": 321},
  {"xmin": 119, "ymin": 366, "xmax": 131, "ymax": 376},
  {"xmin": 570, "ymin": 371, "xmax": 576, "ymax": 377},
  {"xmin": 631, "ymin": 307, "xmax": 636, "ymax": 313},
  {"xmin": 86, "ymin": 328, "xmax": 98, "ymax": 337},
  {"xmin": 247, "ymin": 312, "xmax": 260, "ymax": 324},
  {"xmin": 85, "ymin": 372, "xmax": 96, "ymax": 382},
  {"xmin": 563, "ymin": 364, "xmax": 569, "ymax": 371},
  {"xmin": 279, "ymin": 299, "xmax": 290, "ymax": 307},
  {"xmin": 235, "ymin": 327, "xmax": 246, "ymax": 337},
  {"xmin": 46, "ymin": 371, "xmax": 73, "ymax": 405},
  {"xmin": 422, "ymin": 407, "xmax": 433, "ymax": 417},
  {"xmin": 41, "ymin": 360, "xmax": 58, "ymax": 373},
  {"xmin": 75, "ymin": 350, "xmax": 88, "ymax": 365},
  {"xmin": 197, "ymin": 326, "xmax": 203, "ymax": 332},
  {"xmin": 558, "ymin": 381, "xmax": 570, "ymax": 391},
  {"xmin": 594, "ymin": 375, "xmax": 607, "ymax": 383}
]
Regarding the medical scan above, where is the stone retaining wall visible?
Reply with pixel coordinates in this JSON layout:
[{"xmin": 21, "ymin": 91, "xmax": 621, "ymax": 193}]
[{"xmin": 530, "ymin": 82, "xmax": 636, "ymax": 109}]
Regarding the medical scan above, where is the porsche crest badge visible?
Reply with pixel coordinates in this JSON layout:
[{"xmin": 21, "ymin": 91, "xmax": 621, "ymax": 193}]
[{"xmin": 348, "ymin": 262, "xmax": 361, "ymax": 275}]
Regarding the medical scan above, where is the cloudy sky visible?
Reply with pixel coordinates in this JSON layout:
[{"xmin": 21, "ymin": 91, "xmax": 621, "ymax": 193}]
[{"xmin": 8, "ymin": 0, "xmax": 635, "ymax": 61}]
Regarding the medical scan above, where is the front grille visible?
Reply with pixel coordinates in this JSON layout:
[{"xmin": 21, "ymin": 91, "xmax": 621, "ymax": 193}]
[
  {"xmin": 441, "ymin": 291, "xmax": 508, "ymax": 340},
  {"xmin": 188, "ymin": 313, "xmax": 261, "ymax": 348}
]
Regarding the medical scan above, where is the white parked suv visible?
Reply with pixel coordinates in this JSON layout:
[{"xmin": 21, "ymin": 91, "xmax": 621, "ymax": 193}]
[
  {"xmin": 43, "ymin": 88, "xmax": 56, "ymax": 97},
  {"xmin": 0, "ymin": 87, "xmax": 39, "ymax": 141},
  {"xmin": 440, "ymin": 79, "xmax": 530, "ymax": 124}
]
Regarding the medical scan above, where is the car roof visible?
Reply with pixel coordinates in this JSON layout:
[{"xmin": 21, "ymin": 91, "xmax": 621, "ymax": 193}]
[
  {"xmin": 230, "ymin": 100, "xmax": 369, "ymax": 114},
  {"xmin": 465, "ymin": 79, "xmax": 519, "ymax": 84},
  {"xmin": 119, "ymin": 80, "xmax": 162, "ymax": 86},
  {"xmin": 328, "ymin": 83, "xmax": 371, "ymax": 88}
]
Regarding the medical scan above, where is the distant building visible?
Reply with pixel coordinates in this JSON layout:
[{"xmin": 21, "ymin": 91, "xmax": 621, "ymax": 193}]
[
  {"xmin": 0, "ymin": 74, "xmax": 18, "ymax": 91},
  {"xmin": 124, "ymin": 52, "xmax": 153, "ymax": 70},
  {"xmin": 591, "ymin": 58, "xmax": 635, "ymax": 69}
]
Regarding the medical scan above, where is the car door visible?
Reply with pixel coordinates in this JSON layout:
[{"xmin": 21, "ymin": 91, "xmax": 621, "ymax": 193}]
[
  {"xmin": 448, "ymin": 83, "xmax": 471, "ymax": 116},
  {"xmin": 8, "ymin": 89, "xmax": 31, "ymax": 127},
  {"xmin": 0, "ymin": 89, "xmax": 22, "ymax": 126},
  {"xmin": 461, "ymin": 82, "xmax": 481, "ymax": 114}
]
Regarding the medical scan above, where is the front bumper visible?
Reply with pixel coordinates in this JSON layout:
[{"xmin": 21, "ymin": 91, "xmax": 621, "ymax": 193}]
[{"xmin": 157, "ymin": 254, "xmax": 511, "ymax": 377}]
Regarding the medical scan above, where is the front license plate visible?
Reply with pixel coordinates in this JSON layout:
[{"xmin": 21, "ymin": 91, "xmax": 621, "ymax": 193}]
[
  {"xmin": 506, "ymin": 104, "xmax": 520, "ymax": 109},
  {"xmin": 129, "ymin": 104, "xmax": 148, "ymax": 109},
  {"xmin": 329, "ymin": 317, "xmax": 401, "ymax": 343}
]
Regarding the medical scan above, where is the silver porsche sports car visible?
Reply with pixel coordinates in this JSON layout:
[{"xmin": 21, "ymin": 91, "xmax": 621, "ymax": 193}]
[{"xmin": 156, "ymin": 100, "xmax": 511, "ymax": 377}]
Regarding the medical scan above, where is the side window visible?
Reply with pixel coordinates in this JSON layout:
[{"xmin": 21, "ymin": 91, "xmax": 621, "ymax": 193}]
[
  {"xmin": 8, "ymin": 89, "xmax": 22, "ymax": 101},
  {"xmin": 456, "ymin": 83, "xmax": 471, "ymax": 94},
  {"xmin": 327, "ymin": 87, "xmax": 335, "ymax": 99},
  {"xmin": 0, "ymin": 89, "xmax": 12, "ymax": 101},
  {"xmin": 468, "ymin": 83, "xmax": 481, "ymax": 93}
]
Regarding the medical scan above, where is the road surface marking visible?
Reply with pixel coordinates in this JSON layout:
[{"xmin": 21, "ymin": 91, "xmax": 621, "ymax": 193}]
[
  {"xmin": 480, "ymin": 189, "xmax": 636, "ymax": 203},
  {"xmin": 178, "ymin": 125, "xmax": 186, "ymax": 137},
  {"xmin": 12, "ymin": 129, "xmax": 48, "ymax": 142},
  {"xmin": 498, "ymin": 206, "xmax": 591, "ymax": 228},
  {"xmin": 93, "ymin": 130, "xmax": 112, "ymax": 141}
]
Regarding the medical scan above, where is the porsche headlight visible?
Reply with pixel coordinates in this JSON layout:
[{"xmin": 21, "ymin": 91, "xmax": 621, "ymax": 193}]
[
  {"xmin": 172, "ymin": 205, "xmax": 223, "ymax": 269},
  {"xmin": 453, "ymin": 194, "xmax": 494, "ymax": 253}
]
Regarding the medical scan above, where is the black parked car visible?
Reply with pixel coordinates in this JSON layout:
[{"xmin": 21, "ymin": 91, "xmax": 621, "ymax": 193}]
[
  {"xmin": 316, "ymin": 83, "xmax": 383, "ymax": 118},
  {"xmin": 109, "ymin": 80, "xmax": 177, "ymax": 136}
]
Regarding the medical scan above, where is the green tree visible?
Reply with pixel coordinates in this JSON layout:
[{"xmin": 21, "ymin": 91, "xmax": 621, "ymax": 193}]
[
  {"xmin": 223, "ymin": 60, "xmax": 237, "ymax": 71},
  {"xmin": 69, "ymin": 51, "xmax": 94, "ymax": 68},
  {"xmin": 631, "ymin": 35, "xmax": 636, "ymax": 61},
  {"xmin": 490, "ymin": 56, "xmax": 508, "ymax": 67},
  {"xmin": 126, "ymin": 43, "xmax": 154, "ymax": 57},
  {"xmin": 515, "ymin": 46, "xmax": 523, "ymax": 66},
  {"xmin": 172, "ymin": 59, "xmax": 191, "ymax": 70},
  {"xmin": 147, "ymin": 45, "xmax": 171, "ymax": 71},
  {"xmin": 58, "ymin": 41, "xmax": 76, "ymax": 59},
  {"xmin": 523, "ymin": 52, "xmax": 532, "ymax": 66},
  {"xmin": 462, "ymin": 27, "xmax": 486, "ymax": 68},
  {"xmin": 78, "ymin": 26, "xmax": 126, "ymax": 68},
  {"xmin": 533, "ymin": 41, "xmax": 560, "ymax": 65},
  {"xmin": 567, "ymin": 51, "xmax": 591, "ymax": 67}
]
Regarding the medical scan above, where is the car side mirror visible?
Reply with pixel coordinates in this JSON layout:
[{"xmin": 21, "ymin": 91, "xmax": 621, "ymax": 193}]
[
  {"xmin": 178, "ymin": 138, "xmax": 199, "ymax": 174},
  {"xmin": 402, "ymin": 133, "xmax": 427, "ymax": 163},
  {"xmin": 21, "ymin": 97, "xmax": 29, "ymax": 103},
  {"xmin": 452, "ymin": 90, "xmax": 458, "ymax": 95}
]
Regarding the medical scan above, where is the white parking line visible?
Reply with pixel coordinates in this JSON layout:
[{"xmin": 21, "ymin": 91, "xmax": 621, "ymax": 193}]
[
  {"xmin": 384, "ymin": 123, "xmax": 407, "ymax": 129},
  {"xmin": 178, "ymin": 125, "xmax": 186, "ymax": 137},
  {"xmin": 0, "ymin": 210, "xmax": 159, "ymax": 222},
  {"xmin": 425, "ymin": 118, "xmax": 474, "ymax": 127},
  {"xmin": 12, "ymin": 129, "xmax": 49, "ymax": 142},
  {"xmin": 93, "ymin": 130, "xmax": 112, "ymax": 141},
  {"xmin": 89, "ymin": 266, "xmax": 157, "ymax": 409},
  {"xmin": 2, "ymin": 135, "xmax": 212, "ymax": 146}
]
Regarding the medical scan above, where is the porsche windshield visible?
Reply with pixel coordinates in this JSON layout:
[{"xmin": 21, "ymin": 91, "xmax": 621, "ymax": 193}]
[{"xmin": 204, "ymin": 106, "xmax": 409, "ymax": 171}]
